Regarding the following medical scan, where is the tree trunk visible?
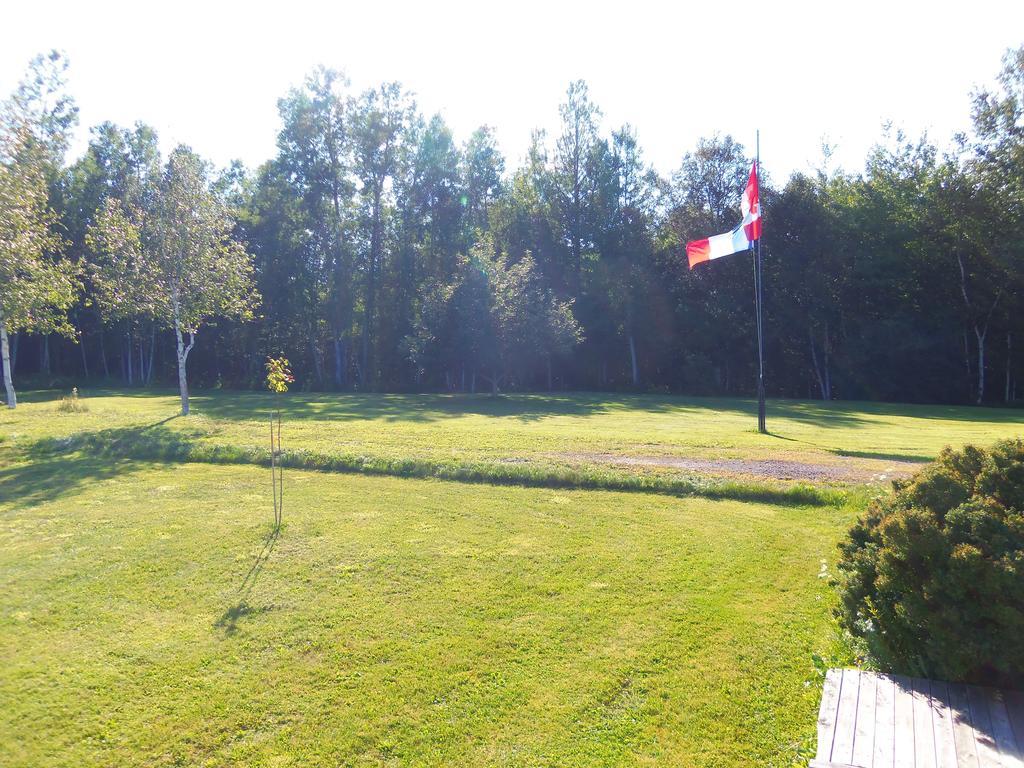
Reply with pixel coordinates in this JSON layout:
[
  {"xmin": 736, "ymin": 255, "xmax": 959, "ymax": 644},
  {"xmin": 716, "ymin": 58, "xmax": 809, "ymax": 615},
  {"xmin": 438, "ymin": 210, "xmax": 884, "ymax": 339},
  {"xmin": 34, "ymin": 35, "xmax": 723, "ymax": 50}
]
[
  {"xmin": 963, "ymin": 329, "xmax": 973, "ymax": 400},
  {"xmin": 809, "ymin": 326, "xmax": 832, "ymax": 400},
  {"xmin": 823, "ymin": 323, "xmax": 832, "ymax": 400},
  {"xmin": 146, "ymin": 327, "xmax": 156, "ymax": 384},
  {"xmin": 1006, "ymin": 332, "xmax": 1012, "ymax": 404},
  {"xmin": 547, "ymin": 356, "xmax": 553, "ymax": 391},
  {"xmin": 310, "ymin": 337, "xmax": 323, "ymax": 386},
  {"xmin": 333, "ymin": 337, "xmax": 344, "ymax": 389},
  {"xmin": 80, "ymin": 332, "xmax": 90, "ymax": 378},
  {"xmin": 40, "ymin": 335, "xmax": 50, "ymax": 376},
  {"xmin": 957, "ymin": 252, "xmax": 1001, "ymax": 406},
  {"xmin": 1, "ymin": 321, "xmax": 16, "ymax": 409},
  {"xmin": 175, "ymin": 322, "xmax": 195, "ymax": 415},
  {"xmin": 975, "ymin": 325, "xmax": 986, "ymax": 405},
  {"xmin": 809, "ymin": 329, "xmax": 825, "ymax": 400},
  {"xmin": 341, "ymin": 338, "xmax": 348, "ymax": 388},
  {"xmin": 9, "ymin": 332, "xmax": 17, "ymax": 374},
  {"xmin": 99, "ymin": 331, "xmax": 109, "ymax": 379},
  {"xmin": 125, "ymin": 333, "xmax": 133, "ymax": 385},
  {"xmin": 628, "ymin": 333, "xmax": 639, "ymax": 387},
  {"xmin": 362, "ymin": 186, "xmax": 383, "ymax": 387}
]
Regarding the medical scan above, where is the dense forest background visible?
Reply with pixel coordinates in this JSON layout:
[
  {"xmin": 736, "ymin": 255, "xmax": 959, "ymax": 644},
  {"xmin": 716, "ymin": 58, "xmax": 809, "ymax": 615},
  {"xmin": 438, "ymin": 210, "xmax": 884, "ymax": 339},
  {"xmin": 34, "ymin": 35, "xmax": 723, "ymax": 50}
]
[{"xmin": 6, "ymin": 46, "xmax": 1024, "ymax": 405}]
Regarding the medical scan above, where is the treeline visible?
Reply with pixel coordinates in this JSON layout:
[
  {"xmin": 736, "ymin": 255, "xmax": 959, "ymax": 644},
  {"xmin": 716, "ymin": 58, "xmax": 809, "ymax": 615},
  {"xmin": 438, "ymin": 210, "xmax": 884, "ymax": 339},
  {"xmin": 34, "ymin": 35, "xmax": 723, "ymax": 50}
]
[{"xmin": 3, "ymin": 48, "xmax": 1023, "ymax": 405}]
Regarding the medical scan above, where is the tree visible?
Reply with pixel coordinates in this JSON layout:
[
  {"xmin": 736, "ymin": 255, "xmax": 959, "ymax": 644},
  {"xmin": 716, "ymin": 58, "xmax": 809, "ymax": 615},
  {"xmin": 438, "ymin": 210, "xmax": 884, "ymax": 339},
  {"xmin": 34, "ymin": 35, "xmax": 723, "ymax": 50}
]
[
  {"xmin": 0, "ymin": 126, "xmax": 79, "ymax": 408},
  {"xmin": 404, "ymin": 236, "xmax": 581, "ymax": 393},
  {"xmin": 473, "ymin": 237, "xmax": 581, "ymax": 393},
  {"xmin": 462, "ymin": 126, "xmax": 504, "ymax": 233},
  {"xmin": 770, "ymin": 169, "xmax": 851, "ymax": 399},
  {"xmin": 276, "ymin": 68, "xmax": 355, "ymax": 388},
  {"xmin": 383, "ymin": 113, "xmax": 465, "ymax": 387},
  {"xmin": 351, "ymin": 83, "xmax": 413, "ymax": 386},
  {"xmin": 0, "ymin": 52, "xmax": 79, "ymax": 409},
  {"xmin": 88, "ymin": 146, "xmax": 258, "ymax": 415},
  {"xmin": 930, "ymin": 154, "xmax": 1008, "ymax": 404},
  {"xmin": 591, "ymin": 125, "xmax": 659, "ymax": 387},
  {"xmin": 969, "ymin": 45, "xmax": 1024, "ymax": 403},
  {"xmin": 61, "ymin": 121, "xmax": 162, "ymax": 385},
  {"xmin": 552, "ymin": 80, "xmax": 601, "ymax": 296}
]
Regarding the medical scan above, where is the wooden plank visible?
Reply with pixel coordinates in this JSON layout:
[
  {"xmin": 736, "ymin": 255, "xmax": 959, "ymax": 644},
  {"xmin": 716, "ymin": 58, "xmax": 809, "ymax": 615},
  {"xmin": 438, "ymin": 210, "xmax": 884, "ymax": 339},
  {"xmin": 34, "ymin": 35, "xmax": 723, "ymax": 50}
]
[
  {"xmin": 911, "ymin": 678, "xmax": 937, "ymax": 767},
  {"xmin": 894, "ymin": 675, "xmax": 917, "ymax": 768},
  {"xmin": 874, "ymin": 674, "xmax": 897, "ymax": 768},
  {"xmin": 814, "ymin": 670, "xmax": 1024, "ymax": 768},
  {"xmin": 947, "ymin": 683, "xmax": 980, "ymax": 768},
  {"xmin": 832, "ymin": 669, "xmax": 862, "ymax": 765},
  {"xmin": 985, "ymin": 687, "xmax": 1023, "ymax": 767},
  {"xmin": 967, "ymin": 684, "xmax": 1003, "ymax": 768},
  {"xmin": 817, "ymin": 669, "xmax": 845, "ymax": 762},
  {"xmin": 929, "ymin": 681, "xmax": 959, "ymax": 768},
  {"xmin": 1006, "ymin": 690, "xmax": 1024, "ymax": 756},
  {"xmin": 852, "ymin": 672, "xmax": 877, "ymax": 767}
]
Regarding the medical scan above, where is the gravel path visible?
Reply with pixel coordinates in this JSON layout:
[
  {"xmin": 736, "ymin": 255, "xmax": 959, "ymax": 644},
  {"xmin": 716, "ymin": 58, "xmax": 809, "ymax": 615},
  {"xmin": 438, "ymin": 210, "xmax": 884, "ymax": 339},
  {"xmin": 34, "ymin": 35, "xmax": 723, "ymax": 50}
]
[{"xmin": 560, "ymin": 453, "xmax": 925, "ymax": 483}]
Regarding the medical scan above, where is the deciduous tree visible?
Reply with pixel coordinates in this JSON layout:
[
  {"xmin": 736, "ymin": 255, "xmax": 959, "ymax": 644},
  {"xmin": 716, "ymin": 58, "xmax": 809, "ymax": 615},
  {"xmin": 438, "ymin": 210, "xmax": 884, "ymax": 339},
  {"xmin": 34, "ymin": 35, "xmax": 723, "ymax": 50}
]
[
  {"xmin": 0, "ymin": 52, "xmax": 79, "ymax": 408},
  {"xmin": 88, "ymin": 146, "xmax": 258, "ymax": 415}
]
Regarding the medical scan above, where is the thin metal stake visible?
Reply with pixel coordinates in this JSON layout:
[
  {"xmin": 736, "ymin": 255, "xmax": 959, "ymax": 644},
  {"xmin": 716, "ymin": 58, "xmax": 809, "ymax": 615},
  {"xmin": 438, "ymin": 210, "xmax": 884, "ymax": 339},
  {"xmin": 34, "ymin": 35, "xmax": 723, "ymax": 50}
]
[
  {"xmin": 276, "ymin": 408, "xmax": 283, "ymax": 524},
  {"xmin": 270, "ymin": 412, "xmax": 278, "ymax": 526}
]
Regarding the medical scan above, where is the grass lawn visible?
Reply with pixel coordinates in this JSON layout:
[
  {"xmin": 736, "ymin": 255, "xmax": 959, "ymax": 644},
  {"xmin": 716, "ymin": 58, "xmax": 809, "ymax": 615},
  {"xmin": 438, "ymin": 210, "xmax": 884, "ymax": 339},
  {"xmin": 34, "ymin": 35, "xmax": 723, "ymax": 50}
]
[
  {"xmin": 3, "ymin": 390, "xmax": 1022, "ymax": 494},
  {"xmin": 0, "ymin": 459, "xmax": 847, "ymax": 767},
  {"xmin": 0, "ymin": 391, "xmax": 1020, "ymax": 766}
]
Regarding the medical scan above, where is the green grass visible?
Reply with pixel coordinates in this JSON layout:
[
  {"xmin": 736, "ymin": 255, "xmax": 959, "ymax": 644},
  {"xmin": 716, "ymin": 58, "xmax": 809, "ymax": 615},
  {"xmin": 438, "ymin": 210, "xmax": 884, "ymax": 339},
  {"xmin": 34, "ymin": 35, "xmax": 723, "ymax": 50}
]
[
  {"xmin": 0, "ymin": 458, "xmax": 850, "ymax": 767},
  {"xmin": 3, "ymin": 389, "xmax": 1022, "ymax": 497},
  {"xmin": 0, "ymin": 390, "xmax": 1020, "ymax": 766}
]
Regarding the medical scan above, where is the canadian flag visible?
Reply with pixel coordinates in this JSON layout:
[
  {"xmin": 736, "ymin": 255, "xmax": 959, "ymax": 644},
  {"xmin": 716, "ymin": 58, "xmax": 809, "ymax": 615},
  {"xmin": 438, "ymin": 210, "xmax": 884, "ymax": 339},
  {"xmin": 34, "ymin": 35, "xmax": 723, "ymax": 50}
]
[{"xmin": 686, "ymin": 163, "xmax": 761, "ymax": 269}]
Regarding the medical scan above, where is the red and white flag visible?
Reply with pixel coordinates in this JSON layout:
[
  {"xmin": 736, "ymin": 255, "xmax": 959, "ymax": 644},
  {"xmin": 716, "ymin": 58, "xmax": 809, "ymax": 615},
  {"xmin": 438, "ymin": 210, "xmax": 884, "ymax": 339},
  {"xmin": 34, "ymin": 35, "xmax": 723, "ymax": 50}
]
[{"xmin": 686, "ymin": 163, "xmax": 761, "ymax": 269}]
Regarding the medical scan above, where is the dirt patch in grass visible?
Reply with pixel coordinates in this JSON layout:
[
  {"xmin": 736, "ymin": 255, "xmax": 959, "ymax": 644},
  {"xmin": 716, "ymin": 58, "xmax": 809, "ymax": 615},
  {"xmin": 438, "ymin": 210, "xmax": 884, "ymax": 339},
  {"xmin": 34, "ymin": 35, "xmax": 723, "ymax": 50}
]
[{"xmin": 559, "ymin": 452, "xmax": 924, "ymax": 483}]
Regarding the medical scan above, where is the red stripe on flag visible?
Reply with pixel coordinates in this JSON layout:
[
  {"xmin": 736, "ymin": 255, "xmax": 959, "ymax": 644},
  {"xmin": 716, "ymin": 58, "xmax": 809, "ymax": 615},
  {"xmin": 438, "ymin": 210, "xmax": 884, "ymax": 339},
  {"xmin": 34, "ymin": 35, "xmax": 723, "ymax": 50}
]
[
  {"xmin": 686, "ymin": 238, "xmax": 711, "ymax": 269},
  {"xmin": 742, "ymin": 162, "xmax": 761, "ymax": 241}
]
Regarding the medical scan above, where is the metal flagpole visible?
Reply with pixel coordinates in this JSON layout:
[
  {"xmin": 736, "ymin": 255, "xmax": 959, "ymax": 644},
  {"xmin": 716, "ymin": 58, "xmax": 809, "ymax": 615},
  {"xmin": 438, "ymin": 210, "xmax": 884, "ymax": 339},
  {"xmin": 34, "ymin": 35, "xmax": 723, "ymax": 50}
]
[{"xmin": 755, "ymin": 130, "xmax": 766, "ymax": 433}]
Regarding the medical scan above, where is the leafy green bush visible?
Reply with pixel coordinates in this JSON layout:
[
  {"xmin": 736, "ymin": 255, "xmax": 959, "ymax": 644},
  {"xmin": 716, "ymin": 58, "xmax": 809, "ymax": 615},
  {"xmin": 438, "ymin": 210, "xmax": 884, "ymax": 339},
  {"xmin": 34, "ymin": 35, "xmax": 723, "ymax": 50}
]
[{"xmin": 835, "ymin": 439, "xmax": 1024, "ymax": 686}]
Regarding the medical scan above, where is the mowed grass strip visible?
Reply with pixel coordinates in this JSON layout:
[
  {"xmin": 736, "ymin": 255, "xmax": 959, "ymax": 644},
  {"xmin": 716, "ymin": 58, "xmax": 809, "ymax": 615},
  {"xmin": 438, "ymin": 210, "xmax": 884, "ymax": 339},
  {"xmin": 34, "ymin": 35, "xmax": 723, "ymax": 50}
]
[
  {"xmin": 33, "ymin": 423, "xmax": 843, "ymax": 507},
  {"xmin": 0, "ymin": 459, "xmax": 849, "ymax": 767}
]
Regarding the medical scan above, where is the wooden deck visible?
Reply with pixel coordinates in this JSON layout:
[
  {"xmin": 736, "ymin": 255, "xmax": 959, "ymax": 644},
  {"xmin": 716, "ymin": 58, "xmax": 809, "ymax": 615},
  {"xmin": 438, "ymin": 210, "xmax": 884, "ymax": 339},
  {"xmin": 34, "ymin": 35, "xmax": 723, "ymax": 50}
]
[{"xmin": 813, "ymin": 669, "xmax": 1024, "ymax": 768}]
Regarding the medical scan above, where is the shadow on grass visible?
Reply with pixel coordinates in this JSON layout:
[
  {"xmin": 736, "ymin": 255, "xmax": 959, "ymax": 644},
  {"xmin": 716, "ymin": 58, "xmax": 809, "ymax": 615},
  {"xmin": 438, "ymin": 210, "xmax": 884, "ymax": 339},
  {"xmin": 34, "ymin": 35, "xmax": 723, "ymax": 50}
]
[
  {"xmin": 215, "ymin": 525, "xmax": 280, "ymax": 637},
  {"xmin": 16, "ymin": 387, "xmax": 1024, "ymax": 437},
  {"xmin": 830, "ymin": 449, "xmax": 933, "ymax": 463},
  {"xmin": 197, "ymin": 391, "xmax": 624, "ymax": 424},
  {"xmin": 53, "ymin": 387, "xmax": 878, "ymax": 429},
  {"xmin": 213, "ymin": 601, "xmax": 276, "ymax": 637},
  {"xmin": 192, "ymin": 391, "xmax": 886, "ymax": 429},
  {"xmin": 0, "ymin": 453, "xmax": 142, "ymax": 511}
]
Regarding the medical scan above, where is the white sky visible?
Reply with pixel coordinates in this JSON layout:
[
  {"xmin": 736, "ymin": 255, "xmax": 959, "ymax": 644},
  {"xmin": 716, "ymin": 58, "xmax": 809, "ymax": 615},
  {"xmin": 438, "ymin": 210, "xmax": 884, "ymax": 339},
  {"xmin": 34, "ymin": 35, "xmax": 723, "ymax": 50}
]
[{"xmin": 3, "ymin": 0, "xmax": 1023, "ymax": 180}]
